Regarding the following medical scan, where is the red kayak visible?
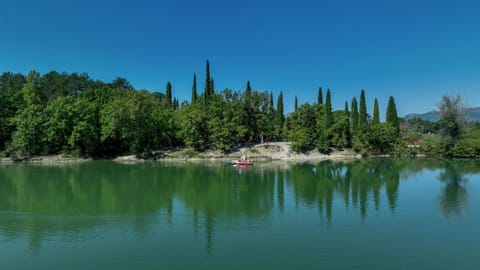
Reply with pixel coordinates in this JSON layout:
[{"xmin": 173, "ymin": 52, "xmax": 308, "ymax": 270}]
[{"xmin": 229, "ymin": 160, "xmax": 254, "ymax": 167}]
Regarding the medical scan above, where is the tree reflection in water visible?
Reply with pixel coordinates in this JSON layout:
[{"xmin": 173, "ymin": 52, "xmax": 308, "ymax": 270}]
[
  {"xmin": 0, "ymin": 158, "xmax": 479, "ymax": 252},
  {"xmin": 438, "ymin": 160, "xmax": 469, "ymax": 218}
]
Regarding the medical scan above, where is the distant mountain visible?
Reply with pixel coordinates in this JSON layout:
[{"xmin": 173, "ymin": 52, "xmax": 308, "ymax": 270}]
[{"xmin": 404, "ymin": 107, "xmax": 480, "ymax": 122}]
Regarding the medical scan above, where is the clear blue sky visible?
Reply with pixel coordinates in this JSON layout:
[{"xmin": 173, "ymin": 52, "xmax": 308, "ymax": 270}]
[{"xmin": 1, "ymin": 0, "xmax": 479, "ymax": 116}]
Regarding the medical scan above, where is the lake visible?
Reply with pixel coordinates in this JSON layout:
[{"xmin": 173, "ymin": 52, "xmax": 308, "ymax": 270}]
[{"xmin": 1, "ymin": 158, "xmax": 479, "ymax": 269}]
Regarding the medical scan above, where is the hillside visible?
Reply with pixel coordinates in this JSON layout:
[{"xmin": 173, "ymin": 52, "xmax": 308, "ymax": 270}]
[{"xmin": 404, "ymin": 107, "xmax": 480, "ymax": 122}]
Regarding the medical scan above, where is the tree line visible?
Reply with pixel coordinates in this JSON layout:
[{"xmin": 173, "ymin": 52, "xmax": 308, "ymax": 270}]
[{"xmin": 7, "ymin": 60, "xmax": 477, "ymax": 159}]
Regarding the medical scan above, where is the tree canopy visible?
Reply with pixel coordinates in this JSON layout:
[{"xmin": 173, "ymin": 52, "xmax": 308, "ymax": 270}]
[{"xmin": 10, "ymin": 62, "xmax": 475, "ymax": 159}]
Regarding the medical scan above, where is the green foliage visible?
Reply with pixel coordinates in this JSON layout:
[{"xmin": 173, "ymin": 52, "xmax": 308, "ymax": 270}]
[
  {"xmin": 242, "ymin": 82, "xmax": 256, "ymax": 141},
  {"xmin": 343, "ymin": 103, "xmax": 352, "ymax": 148},
  {"xmin": 10, "ymin": 71, "xmax": 46, "ymax": 156},
  {"xmin": 359, "ymin": 89, "xmax": 367, "ymax": 128},
  {"xmin": 178, "ymin": 100, "xmax": 207, "ymax": 149},
  {"xmin": 451, "ymin": 138, "xmax": 480, "ymax": 157},
  {"xmin": 207, "ymin": 90, "xmax": 247, "ymax": 150},
  {"xmin": 110, "ymin": 77, "xmax": 133, "ymax": 91},
  {"xmin": 289, "ymin": 104, "xmax": 317, "ymax": 152},
  {"xmin": 245, "ymin": 81, "xmax": 252, "ymax": 95},
  {"xmin": 69, "ymin": 97, "xmax": 102, "ymax": 157},
  {"xmin": 317, "ymin": 87, "xmax": 323, "ymax": 105},
  {"xmin": 438, "ymin": 94, "xmax": 466, "ymax": 148},
  {"xmin": 44, "ymin": 96, "xmax": 76, "ymax": 153},
  {"xmin": 327, "ymin": 111, "xmax": 350, "ymax": 149},
  {"xmin": 353, "ymin": 124, "xmax": 397, "ymax": 154},
  {"xmin": 256, "ymin": 91, "xmax": 275, "ymax": 142},
  {"xmin": 0, "ymin": 72, "xmax": 26, "ymax": 150},
  {"xmin": 373, "ymin": 98, "xmax": 380, "ymax": 124},
  {"xmin": 23, "ymin": 71, "xmax": 42, "ymax": 106},
  {"xmin": 275, "ymin": 91, "xmax": 285, "ymax": 139},
  {"xmin": 204, "ymin": 60, "xmax": 212, "ymax": 103},
  {"xmin": 386, "ymin": 96, "xmax": 399, "ymax": 136},
  {"xmin": 314, "ymin": 104, "xmax": 327, "ymax": 152},
  {"xmin": 351, "ymin": 97, "xmax": 358, "ymax": 132},
  {"xmin": 11, "ymin": 104, "xmax": 46, "ymax": 156},
  {"xmin": 450, "ymin": 126, "xmax": 480, "ymax": 157},
  {"xmin": 420, "ymin": 134, "xmax": 447, "ymax": 156},
  {"xmin": 191, "ymin": 73, "xmax": 197, "ymax": 103},
  {"xmin": 166, "ymin": 82, "xmax": 172, "ymax": 107},
  {"xmin": 0, "ymin": 65, "xmax": 420, "ymax": 158},
  {"xmin": 325, "ymin": 89, "xmax": 333, "ymax": 129}
]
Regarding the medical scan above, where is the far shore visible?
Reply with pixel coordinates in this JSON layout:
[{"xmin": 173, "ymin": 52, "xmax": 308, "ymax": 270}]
[{"xmin": 0, "ymin": 142, "xmax": 362, "ymax": 164}]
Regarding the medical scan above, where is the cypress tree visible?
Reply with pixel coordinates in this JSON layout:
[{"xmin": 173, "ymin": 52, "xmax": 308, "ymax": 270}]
[
  {"xmin": 204, "ymin": 60, "xmax": 211, "ymax": 102},
  {"xmin": 243, "ymin": 80, "xmax": 254, "ymax": 140},
  {"xmin": 344, "ymin": 101, "xmax": 351, "ymax": 147},
  {"xmin": 191, "ymin": 73, "xmax": 197, "ymax": 103},
  {"xmin": 264, "ymin": 91, "xmax": 275, "ymax": 141},
  {"xmin": 246, "ymin": 81, "xmax": 252, "ymax": 95},
  {"xmin": 210, "ymin": 78, "xmax": 214, "ymax": 96},
  {"xmin": 294, "ymin": 96, "xmax": 298, "ymax": 112},
  {"xmin": 173, "ymin": 98, "xmax": 179, "ymax": 110},
  {"xmin": 386, "ymin": 96, "xmax": 400, "ymax": 136},
  {"xmin": 373, "ymin": 98, "xmax": 380, "ymax": 124},
  {"xmin": 269, "ymin": 92, "xmax": 274, "ymax": 114},
  {"xmin": 166, "ymin": 82, "xmax": 172, "ymax": 107},
  {"xmin": 351, "ymin": 97, "xmax": 359, "ymax": 131},
  {"xmin": 318, "ymin": 87, "xmax": 323, "ymax": 105},
  {"xmin": 359, "ymin": 89, "xmax": 367, "ymax": 127},
  {"xmin": 269, "ymin": 92, "xmax": 275, "ymax": 124},
  {"xmin": 325, "ymin": 89, "xmax": 332, "ymax": 129},
  {"xmin": 244, "ymin": 81, "xmax": 253, "ymax": 112},
  {"xmin": 276, "ymin": 91, "xmax": 284, "ymax": 129}
]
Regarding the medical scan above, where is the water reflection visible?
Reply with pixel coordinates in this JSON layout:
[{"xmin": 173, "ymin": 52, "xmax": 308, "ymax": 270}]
[
  {"xmin": 0, "ymin": 158, "xmax": 479, "ymax": 252},
  {"xmin": 289, "ymin": 159, "xmax": 402, "ymax": 221},
  {"xmin": 437, "ymin": 160, "xmax": 470, "ymax": 218}
]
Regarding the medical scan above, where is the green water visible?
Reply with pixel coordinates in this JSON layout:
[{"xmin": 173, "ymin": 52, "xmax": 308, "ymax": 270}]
[{"xmin": 0, "ymin": 158, "xmax": 479, "ymax": 269}]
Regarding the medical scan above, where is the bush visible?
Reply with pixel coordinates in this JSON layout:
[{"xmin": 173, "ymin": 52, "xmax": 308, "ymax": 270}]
[
  {"xmin": 450, "ymin": 138, "xmax": 480, "ymax": 157},
  {"xmin": 420, "ymin": 134, "xmax": 446, "ymax": 156},
  {"xmin": 291, "ymin": 129, "xmax": 315, "ymax": 152}
]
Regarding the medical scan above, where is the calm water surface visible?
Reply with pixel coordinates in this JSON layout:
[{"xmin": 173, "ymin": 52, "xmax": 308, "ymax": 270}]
[{"xmin": 0, "ymin": 158, "xmax": 479, "ymax": 269}]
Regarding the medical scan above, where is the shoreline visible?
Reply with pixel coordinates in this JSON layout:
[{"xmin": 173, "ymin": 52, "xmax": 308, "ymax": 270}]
[
  {"xmin": 0, "ymin": 142, "xmax": 362, "ymax": 164},
  {"xmin": 114, "ymin": 142, "xmax": 362, "ymax": 163},
  {"xmin": 4, "ymin": 142, "xmax": 474, "ymax": 164}
]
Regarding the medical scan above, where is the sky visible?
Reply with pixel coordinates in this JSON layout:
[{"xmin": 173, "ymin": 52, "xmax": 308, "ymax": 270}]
[{"xmin": 1, "ymin": 0, "xmax": 479, "ymax": 116}]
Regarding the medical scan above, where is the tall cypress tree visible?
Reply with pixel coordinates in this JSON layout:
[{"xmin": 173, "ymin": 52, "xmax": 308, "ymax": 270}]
[
  {"xmin": 359, "ymin": 89, "xmax": 367, "ymax": 127},
  {"xmin": 351, "ymin": 97, "xmax": 359, "ymax": 131},
  {"xmin": 269, "ymin": 92, "xmax": 274, "ymax": 114},
  {"xmin": 191, "ymin": 73, "xmax": 197, "ymax": 103},
  {"xmin": 344, "ymin": 101, "xmax": 351, "ymax": 147},
  {"xmin": 244, "ymin": 81, "xmax": 253, "ymax": 107},
  {"xmin": 166, "ymin": 82, "xmax": 172, "ymax": 107},
  {"xmin": 318, "ymin": 87, "xmax": 323, "ymax": 105},
  {"xmin": 386, "ymin": 96, "xmax": 400, "ymax": 136},
  {"xmin": 294, "ymin": 96, "xmax": 298, "ymax": 112},
  {"xmin": 204, "ymin": 60, "xmax": 211, "ymax": 103},
  {"xmin": 243, "ymin": 80, "xmax": 254, "ymax": 140},
  {"xmin": 373, "ymin": 98, "xmax": 380, "ymax": 124},
  {"xmin": 276, "ymin": 91, "xmax": 284, "ymax": 130},
  {"xmin": 269, "ymin": 91, "xmax": 275, "ymax": 122},
  {"xmin": 325, "ymin": 89, "xmax": 333, "ymax": 129}
]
